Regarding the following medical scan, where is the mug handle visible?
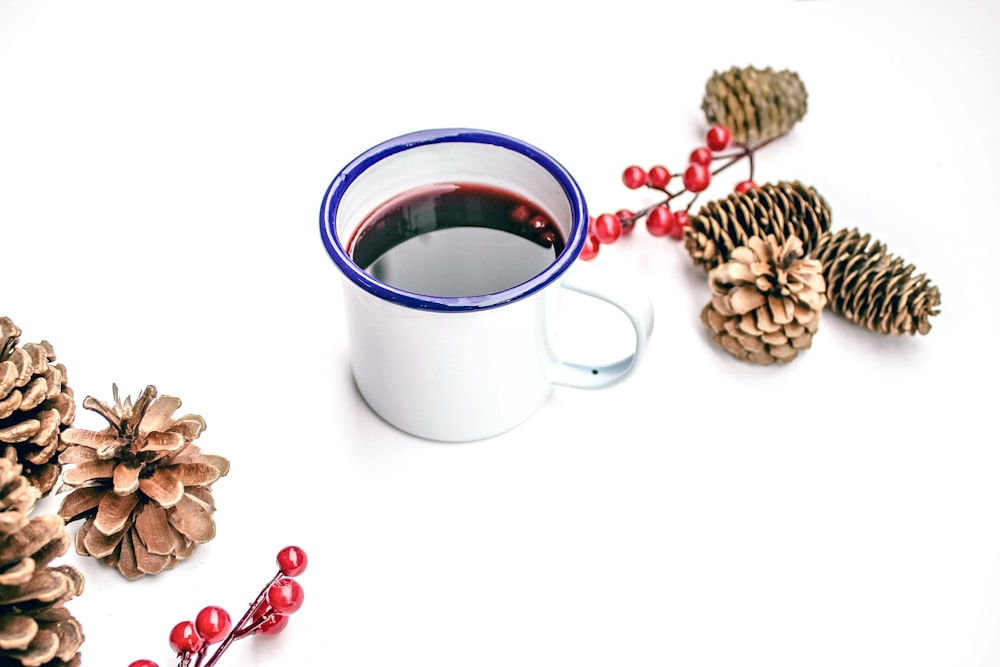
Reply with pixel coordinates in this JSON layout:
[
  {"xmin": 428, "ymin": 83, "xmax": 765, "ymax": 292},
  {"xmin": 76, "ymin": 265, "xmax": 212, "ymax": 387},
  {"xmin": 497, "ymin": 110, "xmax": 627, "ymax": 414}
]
[{"xmin": 549, "ymin": 259, "xmax": 655, "ymax": 389}]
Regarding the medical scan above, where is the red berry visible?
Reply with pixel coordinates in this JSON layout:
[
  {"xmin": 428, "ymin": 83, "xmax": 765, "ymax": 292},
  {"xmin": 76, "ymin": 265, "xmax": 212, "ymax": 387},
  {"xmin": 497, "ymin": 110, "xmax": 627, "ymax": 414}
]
[
  {"xmin": 253, "ymin": 605, "xmax": 290, "ymax": 637},
  {"xmin": 669, "ymin": 210, "xmax": 690, "ymax": 240},
  {"xmin": 647, "ymin": 165, "xmax": 671, "ymax": 189},
  {"xmin": 529, "ymin": 215, "xmax": 549, "ymax": 232},
  {"xmin": 735, "ymin": 179, "xmax": 757, "ymax": 194},
  {"xmin": 645, "ymin": 206, "xmax": 675, "ymax": 237},
  {"xmin": 615, "ymin": 209, "xmax": 635, "ymax": 235},
  {"xmin": 267, "ymin": 577, "xmax": 305, "ymax": 615},
  {"xmin": 169, "ymin": 621, "xmax": 203, "ymax": 654},
  {"xmin": 688, "ymin": 147, "xmax": 712, "ymax": 167},
  {"xmin": 195, "ymin": 606, "xmax": 232, "ymax": 644},
  {"xmin": 591, "ymin": 213, "xmax": 622, "ymax": 244},
  {"xmin": 579, "ymin": 234, "xmax": 600, "ymax": 260},
  {"xmin": 128, "ymin": 661, "xmax": 159, "ymax": 667},
  {"xmin": 277, "ymin": 546, "xmax": 308, "ymax": 577},
  {"xmin": 621, "ymin": 165, "xmax": 647, "ymax": 189},
  {"xmin": 706, "ymin": 125, "xmax": 732, "ymax": 151},
  {"xmin": 510, "ymin": 204, "xmax": 531, "ymax": 223},
  {"xmin": 683, "ymin": 163, "xmax": 711, "ymax": 193}
]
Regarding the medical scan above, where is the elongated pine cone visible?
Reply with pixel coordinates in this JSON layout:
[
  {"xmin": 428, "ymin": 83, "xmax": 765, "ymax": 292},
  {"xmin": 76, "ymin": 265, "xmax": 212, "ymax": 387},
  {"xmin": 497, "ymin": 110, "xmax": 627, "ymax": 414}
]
[
  {"xmin": 702, "ymin": 65, "xmax": 808, "ymax": 144},
  {"xmin": 701, "ymin": 235, "xmax": 827, "ymax": 365},
  {"xmin": 56, "ymin": 385, "xmax": 230, "ymax": 580},
  {"xmin": 0, "ymin": 318, "xmax": 76, "ymax": 497},
  {"xmin": 0, "ymin": 458, "xmax": 84, "ymax": 667},
  {"xmin": 684, "ymin": 181, "xmax": 831, "ymax": 273},
  {"xmin": 810, "ymin": 228, "xmax": 941, "ymax": 335}
]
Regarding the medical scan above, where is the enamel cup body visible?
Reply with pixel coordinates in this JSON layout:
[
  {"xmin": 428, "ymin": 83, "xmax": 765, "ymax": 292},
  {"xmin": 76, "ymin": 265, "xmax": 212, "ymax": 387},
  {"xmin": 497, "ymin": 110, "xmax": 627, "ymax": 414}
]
[{"xmin": 320, "ymin": 129, "xmax": 653, "ymax": 442}]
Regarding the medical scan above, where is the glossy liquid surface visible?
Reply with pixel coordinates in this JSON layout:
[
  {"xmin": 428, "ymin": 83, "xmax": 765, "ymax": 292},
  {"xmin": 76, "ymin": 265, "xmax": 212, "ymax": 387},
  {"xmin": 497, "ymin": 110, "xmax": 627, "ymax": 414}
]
[{"xmin": 349, "ymin": 183, "xmax": 566, "ymax": 298}]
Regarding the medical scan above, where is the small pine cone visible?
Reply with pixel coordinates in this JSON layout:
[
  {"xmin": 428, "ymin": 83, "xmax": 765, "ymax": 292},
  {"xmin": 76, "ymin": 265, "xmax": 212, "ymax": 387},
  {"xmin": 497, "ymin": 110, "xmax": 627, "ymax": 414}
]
[
  {"xmin": 684, "ymin": 181, "xmax": 831, "ymax": 272},
  {"xmin": 701, "ymin": 235, "xmax": 827, "ymax": 365},
  {"xmin": 702, "ymin": 65, "xmax": 808, "ymax": 144},
  {"xmin": 57, "ymin": 385, "xmax": 230, "ymax": 581},
  {"xmin": 0, "ymin": 458, "xmax": 85, "ymax": 667},
  {"xmin": 0, "ymin": 318, "xmax": 76, "ymax": 497},
  {"xmin": 810, "ymin": 228, "xmax": 942, "ymax": 335}
]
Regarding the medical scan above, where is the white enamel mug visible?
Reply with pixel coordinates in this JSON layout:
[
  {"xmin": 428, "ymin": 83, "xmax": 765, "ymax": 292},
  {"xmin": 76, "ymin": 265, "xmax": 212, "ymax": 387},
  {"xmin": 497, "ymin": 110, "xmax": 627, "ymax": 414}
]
[{"xmin": 320, "ymin": 129, "xmax": 654, "ymax": 442}]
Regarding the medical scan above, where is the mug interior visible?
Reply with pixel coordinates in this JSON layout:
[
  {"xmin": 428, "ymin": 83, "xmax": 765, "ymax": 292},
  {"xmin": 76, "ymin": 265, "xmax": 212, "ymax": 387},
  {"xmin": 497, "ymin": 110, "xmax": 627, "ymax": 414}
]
[{"xmin": 320, "ymin": 129, "xmax": 587, "ymax": 311}]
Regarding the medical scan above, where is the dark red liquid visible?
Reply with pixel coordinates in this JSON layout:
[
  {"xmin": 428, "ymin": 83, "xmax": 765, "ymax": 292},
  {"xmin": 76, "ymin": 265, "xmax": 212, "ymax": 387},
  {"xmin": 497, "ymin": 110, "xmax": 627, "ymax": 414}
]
[{"xmin": 348, "ymin": 183, "xmax": 566, "ymax": 298}]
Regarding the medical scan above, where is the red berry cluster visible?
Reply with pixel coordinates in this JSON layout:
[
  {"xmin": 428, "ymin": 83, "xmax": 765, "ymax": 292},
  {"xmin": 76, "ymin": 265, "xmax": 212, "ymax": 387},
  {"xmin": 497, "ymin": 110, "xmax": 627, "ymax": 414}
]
[
  {"xmin": 128, "ymin": 546, "xmax": 308, "ymax": 667},
  {"xmin": 580, "ymin": 124, "xmax": 778, "ymax": 261}
]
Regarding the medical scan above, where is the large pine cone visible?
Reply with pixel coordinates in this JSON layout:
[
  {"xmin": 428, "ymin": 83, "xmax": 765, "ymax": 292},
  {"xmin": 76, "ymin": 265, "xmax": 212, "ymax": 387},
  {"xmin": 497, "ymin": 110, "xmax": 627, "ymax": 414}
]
[
  {"xmin": 702, "ymin": 65, "xmax": 808, "ymax": 144},
  {"xmin": 0, "ymin": 458, "xmax": 84, "ymax": 667},
  {"xmin": 701, "ymin": 235, "xmax": 827, "ymax": 365},
  {"xmin": 57, "ymin": 385, "xmax": 230, "ymax": 580},
  {"xmin": 684, "ymin": 182, "xmax": 831, "ymax": 273},
  {"xmin": 810, "ymin": 228, "xmax": 941, "ymax": 335},
  {"xmin": 0, "ymin": 318, "xmax": 76, "ymax": 497}
]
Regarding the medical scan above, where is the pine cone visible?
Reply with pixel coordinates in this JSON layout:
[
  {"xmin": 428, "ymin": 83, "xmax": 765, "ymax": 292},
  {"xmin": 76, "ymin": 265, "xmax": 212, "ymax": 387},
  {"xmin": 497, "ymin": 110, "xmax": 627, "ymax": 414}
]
[
  {"xmin": 810, "ymin": 228, "xmax": 941, "ymax": 335},
  {"xmin": 0, "ymin": 458, "xmax": 84, "ymax": 667},
  {"xmin": 701, "ymin": 235, "xmax": 827, "ymax": 365},
  {"xmin": 684, "ymin": 181, "xmax": 831, "ymax": 272},
  {"xmin": 0, "ymin": 318, "xmax": 76, "ymax": 497},
  {"xmin": 57, "ymin": 385, "xmax": 230, "ymax": 580},
  {"xmin": 702, "ymin": 65, "xmax": 808, "ymax": 144}
]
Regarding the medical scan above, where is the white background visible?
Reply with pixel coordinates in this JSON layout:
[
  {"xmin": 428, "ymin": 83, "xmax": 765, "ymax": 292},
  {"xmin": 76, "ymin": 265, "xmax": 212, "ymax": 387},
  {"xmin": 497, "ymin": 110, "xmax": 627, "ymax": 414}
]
[{"xmin": 1, "ymin": 1, "xmax": 998, "ymax": 665}]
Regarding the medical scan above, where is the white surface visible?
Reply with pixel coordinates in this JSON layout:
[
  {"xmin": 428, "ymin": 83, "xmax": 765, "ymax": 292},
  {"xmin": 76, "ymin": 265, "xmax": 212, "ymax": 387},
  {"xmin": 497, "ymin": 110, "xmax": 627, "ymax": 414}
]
[{"xmin": 0, "ymin": 1, "xmax": 997, "ymax": 665}]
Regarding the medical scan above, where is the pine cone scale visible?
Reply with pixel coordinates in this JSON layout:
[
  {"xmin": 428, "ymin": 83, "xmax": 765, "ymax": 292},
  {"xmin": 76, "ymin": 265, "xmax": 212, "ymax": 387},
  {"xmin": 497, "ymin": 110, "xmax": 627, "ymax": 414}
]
[
  {"xmin": 111, "ymin": 463, "xmax": 141, "ymax": 496},
  {"xmin": 141, "ymin": 431, "xmax": 186, "ymax": 452},
  {"xmin": 0, "ymin": 516, "xmax": 63, "ymax": 568},
  {"xmin": 167, "ymin": 494, "xmax": 215, "ymax": 544},
  {"xmin": 1, "ymin": 570, "xmax": 73, "ymax": 606},
  {"xmin": 0, "ymin": 617, "xmax": 36, "ymax": 651},
  {"xmin": 115, "ymin": 532, "xmax": 141, "ymax": 581},
  {"xmin": 137, "ymin": 470, "xmax": 184, "ymax": 507},
  {"xmin": 138, "ymin": 396, "xmax": 182, "ymax": 430},
  {"xmin": 0, "ymin": 366, "xmax": 17, "ymax": 401},
  {"xmin": 0, "ymin": 422, "xmax": 38, "ymax": 445},
  {"xmin": 59, "ymin": 429, "xmax": 120, "ymax": 453},
  {"xmin": 168, "ymin": 463, "xmax": 221, "ymax": 487},
  {"xmin": 132, "ymin": 504, "xmax": 175, "ymax": 556},
  {"xmin": 55, "ymin": 488, "xmax": 102, "ymax": 524},
  {"xmin": 81, "ymin": 520, "xmax": 124, "ymax": 559},
  {"xmin": 17, "ymin": 381, "xmax": 46, "ymax": 414},
  {"xmin": 61, "ymin": 461, "xmax": 114, "ymax": 487},
  {"xmin": 17, "ymin": 627, "xmax": 60, "ymax": 667},
  {"xmin": 26, "ymin": 412, "xmax": 60, "ymax": 459},
  {"xmin": 0, "ymin": 395, "xmax": 21, "ymax": 422},
  {"xmin": 131, "ymin": 535, "xmax": 170, "ymax": 576},
  {"xmin": 47, "ymin": 619, "xmax": 83, "ymax": 663},
  {"xmin": 93, "ymin": 493, "xmax": 139, "ymax": 536}
]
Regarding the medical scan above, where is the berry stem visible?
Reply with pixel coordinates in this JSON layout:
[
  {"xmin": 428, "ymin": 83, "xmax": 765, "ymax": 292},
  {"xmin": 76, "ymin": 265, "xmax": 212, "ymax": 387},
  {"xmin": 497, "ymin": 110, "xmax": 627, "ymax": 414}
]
[
  {"xmin": 201, "ymin": 571, "xmax": 284, "ymax": 667},
  {"xmin": 191, "ymin": 647, "xmax": 208, "ymax": 667},
  {"xmin": 232, "ymin": 613, "xmax": 273, "ymax": 639},
  {"xmin": 620, "ymin": 132, "xmax": 786, "ymax": 223},
  {"xmin": 629, "ymin": 191, "xmax": 683, "ymax": 221}
]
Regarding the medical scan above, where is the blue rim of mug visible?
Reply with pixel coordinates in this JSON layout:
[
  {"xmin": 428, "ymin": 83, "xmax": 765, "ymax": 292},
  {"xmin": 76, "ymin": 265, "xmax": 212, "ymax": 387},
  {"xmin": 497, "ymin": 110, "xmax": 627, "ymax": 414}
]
[{"xmin": 319, "ymin": 128, "xmax": 588, "ymax": 311}]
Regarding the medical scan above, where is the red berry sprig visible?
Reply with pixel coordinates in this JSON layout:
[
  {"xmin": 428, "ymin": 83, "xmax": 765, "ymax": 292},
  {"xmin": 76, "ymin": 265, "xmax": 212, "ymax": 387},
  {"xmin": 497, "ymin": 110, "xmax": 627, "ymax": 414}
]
[
  {"xmin": 129, "ymin": 546, "xmax": 308, "ymax": 667},
  {"xmin": 581, "ymin": 125, "xmax": 786, "ymax": 259}
]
